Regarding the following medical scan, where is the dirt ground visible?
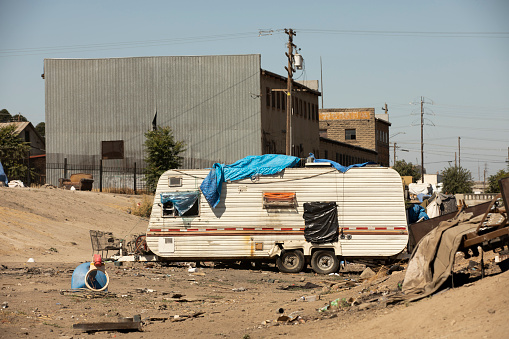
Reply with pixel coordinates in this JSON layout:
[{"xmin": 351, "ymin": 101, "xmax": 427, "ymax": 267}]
[{"xmin": 1, "ymin": 187, "xmax": 509, "ymax": 338}]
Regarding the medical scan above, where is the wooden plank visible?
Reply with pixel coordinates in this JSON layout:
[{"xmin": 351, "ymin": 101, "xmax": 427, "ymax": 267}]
[{"xmin": 73, "ymin": 321, "xmax": 142, "ymax": 332}]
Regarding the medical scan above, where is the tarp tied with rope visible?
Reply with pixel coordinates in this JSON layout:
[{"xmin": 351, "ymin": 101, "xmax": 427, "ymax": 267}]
[
  {"xmin": 200, "ymin": 154, "xmax": 301, "ymax": 208},
  {"xmin": 160, "ymin": 191, "xmax": 200, "ymax": 215}
]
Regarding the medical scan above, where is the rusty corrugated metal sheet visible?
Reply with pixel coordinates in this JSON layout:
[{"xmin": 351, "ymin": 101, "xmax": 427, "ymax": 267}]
[{"xmin": 44, "ymin": 55, "xmax": 262, "ymax": 185}]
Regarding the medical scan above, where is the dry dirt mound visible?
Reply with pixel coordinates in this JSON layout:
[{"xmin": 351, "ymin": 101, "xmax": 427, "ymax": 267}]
[{"xmin": 0, "ymin": 187, "xmax": 146, "ymax": 263}]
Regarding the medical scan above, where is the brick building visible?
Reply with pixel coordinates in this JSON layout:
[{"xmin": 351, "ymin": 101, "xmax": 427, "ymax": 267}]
[
  {"xmin": 261, "ymin": 70, "xmax": 320, "ymax": 158},
  {"xmin": 318, "ymin": 108, "xmax": 390, "ymax": 166}
]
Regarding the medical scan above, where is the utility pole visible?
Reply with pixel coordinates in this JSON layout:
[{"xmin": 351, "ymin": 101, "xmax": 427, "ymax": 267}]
[
  {"xmin": 393, "ymin": 142, "xmax": 397, "ymax": 166},
  {"xmin": 458, "ymin": 137, "xmax": 461, "ymax": 168},
  {"xmin": 284, "ymin": 28, "xmax": 296, "ymax": 156},
  {"xmin": 420, "ymin": 97, "xmax": 424, "ymax": 178},
  {"xmin": 320, "ymin": 56, "xmax": 324, "ymax": 109}
]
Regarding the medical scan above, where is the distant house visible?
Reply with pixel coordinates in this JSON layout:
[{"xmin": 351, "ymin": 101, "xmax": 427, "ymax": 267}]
[{"xmin": 0, "ymin": 121, "xmax": 46, "ymax": 184}]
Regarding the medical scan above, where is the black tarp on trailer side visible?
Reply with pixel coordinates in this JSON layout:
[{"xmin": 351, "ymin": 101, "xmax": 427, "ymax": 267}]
[{"xmin": 303, "ymin": 202, "xmax": 339, "ymax": 243}]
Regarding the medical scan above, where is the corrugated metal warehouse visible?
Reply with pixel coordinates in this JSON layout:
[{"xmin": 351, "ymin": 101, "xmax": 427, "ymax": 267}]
[{"xmin": 44, "ymin": 55, "xmax": 265, "ymax": 186}]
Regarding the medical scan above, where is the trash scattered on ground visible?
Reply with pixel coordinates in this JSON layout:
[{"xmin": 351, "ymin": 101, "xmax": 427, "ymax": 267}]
[{"xmin": 278, "ymin": 282, "xmax": 321, "ymax": 290}]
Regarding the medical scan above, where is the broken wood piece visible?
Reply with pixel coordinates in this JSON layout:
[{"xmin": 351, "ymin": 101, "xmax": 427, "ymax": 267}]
[{"xmin": 73, "ymin": 319, "xmax": 142, "ymax": 333}]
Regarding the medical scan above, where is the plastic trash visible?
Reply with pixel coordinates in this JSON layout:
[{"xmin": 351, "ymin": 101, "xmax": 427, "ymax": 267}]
[
  {"xmin": 71, "ymin": 256, "xmax": 109, "ymax": 291},
  {"xmin": 27, "ymin": 258, "xmax": 35, "ymax": 263}
]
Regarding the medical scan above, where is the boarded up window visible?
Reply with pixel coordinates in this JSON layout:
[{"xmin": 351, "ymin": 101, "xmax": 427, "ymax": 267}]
[{"xmin": 102, "ymin": 140, "xmax": 124, "ymax": 159}]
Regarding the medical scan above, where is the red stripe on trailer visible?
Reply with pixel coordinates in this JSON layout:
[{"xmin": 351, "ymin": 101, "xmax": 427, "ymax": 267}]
[
  {"xmin": 168, "ymin": 229, "xmax": 180, "ymax": 232},
  {"xmin": 375, "ymin": 227, "xmax": 387, "ymax": 230},
  {"xmin": 394, "ymin": 227, "xmax": 407, "ymax": 230},
  {"xmin": 300, "ymin": 228, "xmax": 305, "ymax": 231},
  {"xmin": 243, "ymin": 228, "xmax": 255, "ymax": 230},
  {"xmin": 187, "ymin": 229, "xmax": 199, "ymax": 231},
  {"xmin": 149, "ymin": 229, "xmax": 161, "ymax": 232},
  {"xmin": 224, "ymin": 228, "xmax": 236, "ymax": 231},
  {"xmin": 356, "ymin": 227, "xmax": 368, "ymax": 230},
  {"xmin": 262, "ymin": 228, "xmax": 274, "ymax": 230},
  {"xmin": 281, "ymin": 228, "xmax": 293, "ymax": 231},
  {"xmin": 206, "ymin": 228, "xmax": 216, "ymax": 231}
]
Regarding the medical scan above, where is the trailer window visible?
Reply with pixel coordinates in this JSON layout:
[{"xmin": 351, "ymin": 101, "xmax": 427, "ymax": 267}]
[
  {"xmin": 263, "ymin": 192, "xmax": 297, "ymax": 209},
  {"xmin": 161, "ymin": 191, "xmax": 200, "ymax": 218},
  {"xmin": 168, "ymin": 176, "xmax": 182, "ymax": 187}
]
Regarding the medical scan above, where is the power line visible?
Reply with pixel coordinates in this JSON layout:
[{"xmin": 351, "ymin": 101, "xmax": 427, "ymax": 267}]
[
  {"xmin": 296, "ymin": 28, "xmax": 509, "ymax": 38},
  {"xmin": 0, "ymin": 32, "xmax": 263, "ymax": 57}
]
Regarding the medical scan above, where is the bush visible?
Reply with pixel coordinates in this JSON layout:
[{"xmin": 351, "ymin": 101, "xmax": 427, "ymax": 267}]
[{"xmin": 129, "ymin": 195, "xmax": 154, "ymax": 217}]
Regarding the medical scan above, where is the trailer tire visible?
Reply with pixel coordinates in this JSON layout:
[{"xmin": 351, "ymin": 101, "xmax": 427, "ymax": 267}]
[
  {"xmin": 311, "ymin": 250, "xmax": 339, "ymax": 274},
  {"xmin": 276, "ymin": 250, "xmax": 305, "ymax": 273}
]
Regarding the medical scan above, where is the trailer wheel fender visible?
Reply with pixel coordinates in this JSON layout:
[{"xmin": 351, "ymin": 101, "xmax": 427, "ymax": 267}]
[
  {"xmin": 276, "ymin": 250, "xmax": 305, "ymax": 273},
  {"xmin": 310, "ymin": 250, "xmax": 340, "ymax": 274}
]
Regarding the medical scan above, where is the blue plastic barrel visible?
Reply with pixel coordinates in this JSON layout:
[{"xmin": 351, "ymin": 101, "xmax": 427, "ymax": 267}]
[{"xmin": 71, "ymin": 262, "xmax": 108, "ymax": 291}]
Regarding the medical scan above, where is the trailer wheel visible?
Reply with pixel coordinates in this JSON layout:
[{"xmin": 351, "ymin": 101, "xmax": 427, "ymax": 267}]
[
  {"xmin": 276, "ymin": 250, "xmax": 305, "ymax": 273},
  {"xmin": 311, "ymin": 250, "xmax": 339, "ymax": 274}
]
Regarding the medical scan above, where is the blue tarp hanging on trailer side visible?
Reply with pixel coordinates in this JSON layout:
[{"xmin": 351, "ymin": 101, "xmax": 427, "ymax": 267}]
[
  {"xmin": 0, "ymin": 160, "xmax": 8, "ymax": 185},
  {"xmin": 200, "ymin": 154, "xmax": 301, "ymax": 208}
]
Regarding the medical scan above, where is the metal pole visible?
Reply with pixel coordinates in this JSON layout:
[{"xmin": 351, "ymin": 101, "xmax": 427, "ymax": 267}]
[
  {"xmin": 133, "ymin": 162, "xmax": 137, "ymax": 194},
  {"xmin": 64, "ymin": 157, "xmax": 68, "ymax": 179},
  {"xmin": 458, "ymin": 136, "xmax": 461, "ymax": 168},
  {"xmin": 99, "ymin": 159, "xmax": 103, "ymax": 192}
]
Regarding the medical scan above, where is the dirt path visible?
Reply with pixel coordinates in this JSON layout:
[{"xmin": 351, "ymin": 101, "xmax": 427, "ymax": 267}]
[{"xmin": 1, "ymin": 187, "xmax": 508, "ymax": 338}]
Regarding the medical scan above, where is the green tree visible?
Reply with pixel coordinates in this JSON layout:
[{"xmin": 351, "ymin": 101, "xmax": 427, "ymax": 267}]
[
  {"xmin": 0, "ymin": 109, "xmax": 12, "ymax": 122},
  {"xmin": 486, "ymin": 169, "xmax": 509, "ymax": 193},
  {"xmin": 35, "ymin": 122, "xmax": 45, "ymax": 139},
  {"xmin": 441, "ymin": 165, "xmax": 474, "ymax": 194},
  {"xmin": 0, "ymin": 125, "xmax": 31, "ymax": 181},
  {"xmin": 11, "ymin": 113, "xmax": 28, "ymax": 122},
  {"xmin": 144, "ymin": 126, "xmax": 186, "ymax": 192},
  {"xmin": 392, "ymin": 159, "xmax": 421, "ymax": 183}
]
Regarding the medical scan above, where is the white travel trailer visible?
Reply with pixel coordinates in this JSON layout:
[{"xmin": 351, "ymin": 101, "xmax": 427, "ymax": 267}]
[{"xmin": 145, "ymin": 162, "xmax": 408, "ymax": 274}]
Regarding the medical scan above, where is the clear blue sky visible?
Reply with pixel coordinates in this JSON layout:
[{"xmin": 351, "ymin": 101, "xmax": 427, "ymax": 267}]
[{"xmin": 1, "ymin": 0, "xmax": 508, "ymax": 178}]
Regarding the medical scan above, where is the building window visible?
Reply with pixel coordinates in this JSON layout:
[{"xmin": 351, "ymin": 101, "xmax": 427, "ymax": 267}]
[
  {"xmin": 276, "ymin": 92, "xmax": 281, "ymax": 110},
  {"xmin": 324, "ymin": 150, "xmax": 328, "ymax": 159},
  {"xmin": 319, "ymin": 129, "xmax": 327, "ymax": 138},
  {"xmin": 266, "ymin": 87, "xmax": 271, "ymax": 107},
  {"xmin": 271, "ymin": 90, "xmax": 276, "ymax": 108},
  {"xmin": 345, "ymin": 129, "xmax": 356, "ymax": 140},
  {"xmin": 281, "ymin": 93, "xmax": 286, "ymax": 110}
]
